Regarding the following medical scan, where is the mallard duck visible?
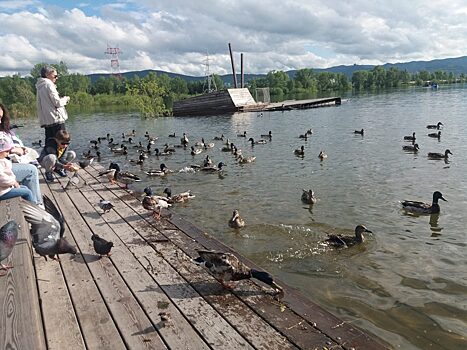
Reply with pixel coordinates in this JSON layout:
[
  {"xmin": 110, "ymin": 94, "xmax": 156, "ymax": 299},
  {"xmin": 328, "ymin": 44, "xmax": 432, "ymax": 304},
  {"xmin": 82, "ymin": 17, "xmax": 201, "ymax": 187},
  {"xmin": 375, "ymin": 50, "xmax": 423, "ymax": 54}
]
[
  {"xmin": 238, "ymin": 154, "xmax": 256, "ymax": 164},
  {"xmin": 111, "ymin": 144, "xmax": 128, "ymax": 154},
  {"xmin": 126, "ymin": 130, "xmax": 136, "ymax": 137},
  {"xmin": 108, "ymin": 162, "xmax": 141, "ymax": 188},
  {"xmin": 325, "ymin": 225, "xmax": 372, "ymax": 248},
  {"xmin": 142, "ymin": 194, "xmax": 171, "ymax": 220},
  {"xmin": 427, "ymin": 122, "xmax": 443, "ymax": 129},
  {"xmin": 213, "ymin": 134, "xmax": 224, "ymax": 141},
  {"xmin": 204, "ymin": 141, "xmax": 215, "ymax": 149},
  {"xmin": 163, "ymin": 187, "xmax": 195, "ymax": 203},
  {"xmin": 191, "ymin": 146, "xmax": 202, "ymax": 156},
  {"xmin": 202, "ymin": 162, "xmax": 226, "ymax": 172},
  {"xmin": 145, "ymin": 163, "xmax": 170, "ymax": 176},
  {"xmin": 133, "ymin": 141, "xmax": 144, "ymax": 149},
  {"xmin": 401, "ymin": 191, "xmax": 447, "ymax": 214},
  {"xmin": 221, "ymin": 143, "xmax": 233, "ymax": 152},
  {"xmin": 428, "ymin": 131, "xmax": 441, "ymax": 139},
  {"xmin": 154, "ymin": 148, "xmax": 172, "ymax": 157},
  {"xmin": 97, "ymin": 168, "xmax": 117, "ymax": 183},
  {"xmin": 168, "ymin": 132, "xmax": 176, "ymax": 138},
  {"xmin": 306, "ymin": 129, "xmax": 313, "ymax": 135},
  {"xmin": 301, "ymin": 189, "xmax": 317, "ymax": 204},
  {"xmin": 129, "ymin": 153, "xmax": 145, "ymax": 165},
  {"xmin": 163, "ymin": 144, "xmax": 176, "ymax": 153},
  {"xmin": 404, "ymin": 132, "xmax": 416, "ymax": 141},
  {"xmin": 354, "ymin": 128, "xmax": 364, "ymax": 135},
  {"xmin": 193, "ymin": 250, "xmax": 283, "ymax": 295},
  {"xmin": 203, "ymin": 155, "xmax": 213, "ymax": 167},
  {"xmin": 228, "ymin": 209, "xmax": 245, "ymax": 228},
  {"xmin": 318, "ymin": 150, "xmax": 327, "ymax": 160},
  {"xmin": 298, "ymin": 133, "xmax": 308, "ymax": 139},
  {"xmin": 248, "ymin": 137, "xmax": 267, "ymax": 145},
  {"xmin": 294, "ymin": 145, "xmax": 305, "ymax": 156},
  {"xmin": 181, "ymin": 133, "xmax": 189, "ymax": 145},
  {"xmin": 402, "ymin": 143, "xmax": 419, "ymax": 152},
  {"xmin": 237, "ymin": 131, "xmax": 247, "ymax": 137},
  {"xmin": 108, "ymin": 138, "xmax": 117, "ymax": 147},
  {"xmin": 428, "ymin": 149, "xmax": 452, "ymax": 159},
  {"xmin": 122, "ymin": 137, "xmax": 133, "ymax": 144},
  {"xmin": 260, "ymin": 131, "xmax": 272, "ymax": 138}
]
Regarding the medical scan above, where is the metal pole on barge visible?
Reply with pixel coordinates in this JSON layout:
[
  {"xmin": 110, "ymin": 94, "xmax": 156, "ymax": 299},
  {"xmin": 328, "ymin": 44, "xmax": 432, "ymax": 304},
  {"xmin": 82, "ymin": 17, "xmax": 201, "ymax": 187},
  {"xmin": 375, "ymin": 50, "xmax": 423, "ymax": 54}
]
[
  {"xmin": 240, "ymin": 53, "xmax": 244, "ymax": 88},
  {"xmin": 228, "ymin": 43, "xmax": 238, "ymax": 88}
]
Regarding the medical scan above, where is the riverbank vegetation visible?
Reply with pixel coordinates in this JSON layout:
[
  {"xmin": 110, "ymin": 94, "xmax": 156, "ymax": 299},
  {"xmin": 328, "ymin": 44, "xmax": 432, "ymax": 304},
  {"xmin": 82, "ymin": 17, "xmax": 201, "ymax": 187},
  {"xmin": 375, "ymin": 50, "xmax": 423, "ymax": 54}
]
[{"xmin": 0, "ymin": 61, "xmax": 465, "ymax": 117}]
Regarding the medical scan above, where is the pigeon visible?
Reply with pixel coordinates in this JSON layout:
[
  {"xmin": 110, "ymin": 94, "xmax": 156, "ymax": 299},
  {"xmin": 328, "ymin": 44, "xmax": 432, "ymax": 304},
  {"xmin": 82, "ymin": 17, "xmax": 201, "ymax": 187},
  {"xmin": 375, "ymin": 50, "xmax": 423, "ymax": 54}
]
[
  {"xmin": 98, "ymin": 199, "xmax": 114, "ymax": 213},
  {"xmin": 79, "ymin": 157, "xmax": 94, "ymax": 169},
  {"xmin": 0, "ymin": 221, "xmax": 19, "ymax": 275},
  {"xmin": 91, "ymin": 234, "xmax": 113, "ymax": 257},
  {"xmin": 21, "ymin": 195, "xmax": 77, "ymax": 260},
  {"xmin": 64, "ymin": 172, "xmax": 80, "ymax": 190}
]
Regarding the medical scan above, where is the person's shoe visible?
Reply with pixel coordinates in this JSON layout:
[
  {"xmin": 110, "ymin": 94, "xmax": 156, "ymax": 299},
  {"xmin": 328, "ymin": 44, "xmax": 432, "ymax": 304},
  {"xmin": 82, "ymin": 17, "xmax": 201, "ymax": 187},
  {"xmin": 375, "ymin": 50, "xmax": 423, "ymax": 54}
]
[
  {"xmin": 45, "ymin": 171, "xmax": 55, "ymax": 183},
  {"xmin": 54, "ymin": 168, "xmax": 67, "ymax": 177}
]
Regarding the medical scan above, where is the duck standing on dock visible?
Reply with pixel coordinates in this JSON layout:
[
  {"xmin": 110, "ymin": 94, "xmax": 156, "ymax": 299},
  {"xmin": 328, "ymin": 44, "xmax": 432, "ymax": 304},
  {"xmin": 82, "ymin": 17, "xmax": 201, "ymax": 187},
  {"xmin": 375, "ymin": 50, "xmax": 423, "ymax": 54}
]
[
  {"xmin": 20, "ymin": 195, "xmax": 77, "ymax": 261},
  {"xmin": 91, "ymin": 233, "xmax": 113, "ymax": 258},
  {"xmin": 401, "ymin": 191, "xmax": 447, "ymax": 214},
  {"xmin": 325, "ymin": 225, "xmax": 373, "ymax": 248},
  {"xmin": 228, "ymin": 209, "xmax": 245, "ymax": 229},
  {"xmin": 142, "ymin": 190, "xmax": 171, "ymax": 220},
  {"xmin": 193, "ymin": 250, "xmax": 283, "ymax": 296},
  {"xmin": 0, "ymin": 221, "xmax": 19, "ymax": 276}
]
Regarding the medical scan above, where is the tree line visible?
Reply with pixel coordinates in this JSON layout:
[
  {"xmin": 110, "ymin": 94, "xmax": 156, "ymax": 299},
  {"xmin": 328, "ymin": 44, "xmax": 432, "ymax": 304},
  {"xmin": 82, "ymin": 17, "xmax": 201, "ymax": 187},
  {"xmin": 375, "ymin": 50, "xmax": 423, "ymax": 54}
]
[{"xmin": 0, "ymin": 61, "xmax": 466, "ymax": 117}]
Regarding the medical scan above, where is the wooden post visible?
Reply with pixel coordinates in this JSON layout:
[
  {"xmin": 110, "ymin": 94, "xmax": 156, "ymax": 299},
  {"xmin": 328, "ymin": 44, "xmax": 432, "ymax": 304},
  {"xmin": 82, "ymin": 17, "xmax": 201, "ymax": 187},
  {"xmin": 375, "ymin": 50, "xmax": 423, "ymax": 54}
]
[{"xmin": 228, "ymin": 43, "xmax": 237, "ymax": 88}]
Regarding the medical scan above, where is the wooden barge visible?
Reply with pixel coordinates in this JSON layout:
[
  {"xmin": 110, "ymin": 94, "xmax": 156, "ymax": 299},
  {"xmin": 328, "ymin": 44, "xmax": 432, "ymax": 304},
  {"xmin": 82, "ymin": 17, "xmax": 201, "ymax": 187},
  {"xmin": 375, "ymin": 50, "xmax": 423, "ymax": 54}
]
[
  {"xmin": 0, "ymin": 164, "xmax": 387, "ymax": 349},
  {"xmin": 173, "ymin": 88, "xmax": 341, "ymax": 116}
]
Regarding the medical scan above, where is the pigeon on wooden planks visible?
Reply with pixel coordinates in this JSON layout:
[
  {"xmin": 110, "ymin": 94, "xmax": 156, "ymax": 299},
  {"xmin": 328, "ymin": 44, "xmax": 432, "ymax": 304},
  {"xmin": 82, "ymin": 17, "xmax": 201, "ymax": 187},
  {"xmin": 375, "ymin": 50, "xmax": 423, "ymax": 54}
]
[
  {"xmin": 98, "ymin": 199, "xmax": 114, "ymax": 213},
  {"xmin": 20, "ymin": 195, "xmax": 77, "ymax": 261},
  {"xmin": 79, "ymin": 157, "xmax": 94, "ymax": 169},
  {"xmin": 64, "ymin": 172, "xmax": 80, "ymax": 190},
  {"xmin": 91, "ymin": 234, "xmax": 113, "ymax": 257},
  {"xmin": 0, "ymin": 221, "xmax": 19, "ymax": 276}
]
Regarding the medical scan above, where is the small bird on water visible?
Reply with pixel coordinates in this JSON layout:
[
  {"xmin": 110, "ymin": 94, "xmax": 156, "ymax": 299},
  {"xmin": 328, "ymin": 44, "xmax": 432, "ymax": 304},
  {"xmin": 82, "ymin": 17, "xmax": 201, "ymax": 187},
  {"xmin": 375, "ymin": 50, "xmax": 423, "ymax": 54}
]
[
  {"xmin": 325, "ymin": 225, "xmax": 373, "ymax": 248},
  {"xmin": 0, "ymin": 221, "xmax": 19, "ymax": 276},
  {"xmin": 91, "ymin": 233, "xmax": 113, "ymax": 257},
  {"xmin": 228, "ymin": 209, "xmax": 245, "ymax": 229}
]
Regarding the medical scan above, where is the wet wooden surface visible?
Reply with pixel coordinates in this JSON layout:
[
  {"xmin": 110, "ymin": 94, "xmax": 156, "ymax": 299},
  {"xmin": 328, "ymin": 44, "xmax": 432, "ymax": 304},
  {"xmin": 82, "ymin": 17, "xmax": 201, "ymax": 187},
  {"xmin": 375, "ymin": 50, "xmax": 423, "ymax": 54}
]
[{"xmin": 1, "ymin": 164, "xmax": 388, "ymax": 349}]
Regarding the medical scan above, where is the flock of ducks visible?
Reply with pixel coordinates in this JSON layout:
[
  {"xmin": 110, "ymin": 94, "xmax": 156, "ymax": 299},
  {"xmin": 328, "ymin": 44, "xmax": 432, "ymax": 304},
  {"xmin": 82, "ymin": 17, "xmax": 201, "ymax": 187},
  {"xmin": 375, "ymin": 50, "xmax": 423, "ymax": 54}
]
[{"xmin": 402, "ymin": 121, "xmax": 452, "ymax": 161}]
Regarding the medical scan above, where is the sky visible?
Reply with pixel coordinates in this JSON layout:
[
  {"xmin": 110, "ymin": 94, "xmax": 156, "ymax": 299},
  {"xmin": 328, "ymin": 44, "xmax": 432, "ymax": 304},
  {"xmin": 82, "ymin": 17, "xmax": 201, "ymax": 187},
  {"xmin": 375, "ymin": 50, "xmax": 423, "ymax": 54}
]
[{"xmin": 1, "ymin": 0, "xmax": 467, "ymax": 77}]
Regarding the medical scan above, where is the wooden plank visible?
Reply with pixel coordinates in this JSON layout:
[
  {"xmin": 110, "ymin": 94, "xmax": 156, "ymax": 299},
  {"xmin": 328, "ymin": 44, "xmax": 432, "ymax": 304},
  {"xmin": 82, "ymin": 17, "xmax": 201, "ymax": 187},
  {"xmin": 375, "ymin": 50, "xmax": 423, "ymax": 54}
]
[
  {"xmin": 40, "ymin": 175, "xmax": 127, "ymax": 350},
  {"xmin": 78, "ymin": 169, "xmax": 254, "ymax": 350},
  {"xmin": 35, "ymin": 255, "xmax": 86, "ymax": 350},
  {"xmin": 0, "ymin": 198, "xmax": 46, "ymax": 350},
  {"xmin": 47, "ymin": 177, "xmax": 168, "ymax": 349},
  {"xmin": 59, "ymin": 171, "xmax": 210, "ymax": 350}
]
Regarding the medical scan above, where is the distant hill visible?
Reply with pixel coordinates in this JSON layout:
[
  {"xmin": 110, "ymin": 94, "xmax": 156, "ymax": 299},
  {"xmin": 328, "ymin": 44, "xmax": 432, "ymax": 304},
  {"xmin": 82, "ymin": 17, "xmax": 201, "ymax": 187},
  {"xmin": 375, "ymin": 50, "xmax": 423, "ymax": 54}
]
[{"xmin": 88, "ymin": 56, "xmax": 467, "ymax": 84}]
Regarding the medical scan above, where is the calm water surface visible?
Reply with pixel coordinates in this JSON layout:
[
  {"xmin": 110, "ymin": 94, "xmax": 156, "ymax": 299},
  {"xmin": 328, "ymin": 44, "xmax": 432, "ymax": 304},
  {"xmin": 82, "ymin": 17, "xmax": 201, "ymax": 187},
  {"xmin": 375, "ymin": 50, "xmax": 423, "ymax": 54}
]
[{"xmin": 18, "ymin": 86, "xmax": 467, "ymax": 349}]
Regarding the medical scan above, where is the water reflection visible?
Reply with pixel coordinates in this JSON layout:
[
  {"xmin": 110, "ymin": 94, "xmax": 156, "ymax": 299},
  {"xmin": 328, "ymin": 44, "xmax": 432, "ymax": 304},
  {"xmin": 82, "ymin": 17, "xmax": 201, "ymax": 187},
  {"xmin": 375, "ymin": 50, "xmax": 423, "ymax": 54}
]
[{"xmin": 429, "ymin": 213, "xmax": 443, "ymax": 237}]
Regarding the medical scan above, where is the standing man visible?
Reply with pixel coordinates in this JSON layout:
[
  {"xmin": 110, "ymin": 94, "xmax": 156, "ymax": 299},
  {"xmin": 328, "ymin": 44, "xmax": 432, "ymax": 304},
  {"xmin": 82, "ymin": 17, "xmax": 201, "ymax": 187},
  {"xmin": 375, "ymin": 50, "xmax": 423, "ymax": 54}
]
[{"xmin": 36, "ymin": 66, "xmax": 70, "ymax": 141}]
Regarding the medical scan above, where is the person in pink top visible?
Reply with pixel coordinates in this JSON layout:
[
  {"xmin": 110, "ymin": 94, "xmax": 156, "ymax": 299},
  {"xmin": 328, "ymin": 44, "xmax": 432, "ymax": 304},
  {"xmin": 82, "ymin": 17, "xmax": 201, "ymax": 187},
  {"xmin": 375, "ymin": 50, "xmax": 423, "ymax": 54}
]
[{"xmin": 0, "ymin": 139, "xmax": 34, "ymax": 202}]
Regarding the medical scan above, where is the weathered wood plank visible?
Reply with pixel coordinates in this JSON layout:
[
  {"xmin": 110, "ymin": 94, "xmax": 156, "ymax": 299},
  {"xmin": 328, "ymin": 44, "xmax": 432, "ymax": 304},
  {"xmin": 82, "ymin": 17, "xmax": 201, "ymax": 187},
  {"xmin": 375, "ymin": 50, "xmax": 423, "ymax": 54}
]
[
  {"xmin": 60, "ymin": 171, "xmax": 211, "ymax": 350},
  {"xmin": 0, "ymin": 198, "xmax": 46, "ymax": 350},
  {"xmin": 48, "ymin": 176, "xmax": 168, "ymax": 350},
  {"xmin": 40, "ymin": 176, "xmax": 127, "ymax": 350},
  {"xmin": 78, "ymin": 169, "xmax": 254, "ymax": 350}
]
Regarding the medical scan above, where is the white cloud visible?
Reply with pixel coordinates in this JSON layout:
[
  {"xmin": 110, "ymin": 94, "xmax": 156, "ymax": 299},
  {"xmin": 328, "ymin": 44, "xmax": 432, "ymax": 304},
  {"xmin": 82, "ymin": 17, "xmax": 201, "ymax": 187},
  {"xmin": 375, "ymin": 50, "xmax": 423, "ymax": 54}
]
[{"xmin": 1, "ymin": 0, "xmax": 467, "ymax": 77}]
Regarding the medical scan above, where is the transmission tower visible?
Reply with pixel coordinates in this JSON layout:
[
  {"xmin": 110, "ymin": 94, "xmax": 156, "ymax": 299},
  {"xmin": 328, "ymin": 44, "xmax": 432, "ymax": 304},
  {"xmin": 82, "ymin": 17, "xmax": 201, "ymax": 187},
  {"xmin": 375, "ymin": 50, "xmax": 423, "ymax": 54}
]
[
  {"xmin": 203, "ymin": 51, "xmax": 217, "ymax": 93},
  {"xmin": 104, "ymin": 44, "xmax": 122, "ymax": 78}
]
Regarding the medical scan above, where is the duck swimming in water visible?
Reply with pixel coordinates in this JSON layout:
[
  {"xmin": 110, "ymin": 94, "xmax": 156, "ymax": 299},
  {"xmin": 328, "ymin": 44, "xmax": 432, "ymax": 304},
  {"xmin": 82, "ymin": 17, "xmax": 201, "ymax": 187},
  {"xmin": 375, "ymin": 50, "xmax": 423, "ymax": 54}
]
[
  {"xmin": 401, "ymin": 191, "xmax": 447, "ymax": 214},
  {"xmin": 427, "ymin": 122, "xmax": 443, "ymax": 129},
  {"xmin": 325, "ymin": 225, "xmax": 372, "ymax": 248},
  {"xmin": 318, "ymin": 150, "xmax": 327, "ymax": 160},
  {"xmin": 294, "ymin": 145, "xmax": 305, "ymax": 156},
  {"xmin": 428, "ymin": 149, "xmax": 452, "ymax": 160},
  {"xmin": 428, "ymin": 131, "xmax": 441, "ymax": 139},
  {"xmin": 402, "ymin": 143, "xmax": 419, "ymax": 152},
  {"xmin": 404, "ymin": 132, "xmax": 416, "ymax": 141},
  {"xmin": 228, "ymin": 209, "xmax": 245, "ymax": 228},
  {"xmin": 301, "ymin": 189, "xmax": 317, "ymax": 204},
  {"xmin": 354, "ymin": 129, "xmax": 364, "ymax": 135}
]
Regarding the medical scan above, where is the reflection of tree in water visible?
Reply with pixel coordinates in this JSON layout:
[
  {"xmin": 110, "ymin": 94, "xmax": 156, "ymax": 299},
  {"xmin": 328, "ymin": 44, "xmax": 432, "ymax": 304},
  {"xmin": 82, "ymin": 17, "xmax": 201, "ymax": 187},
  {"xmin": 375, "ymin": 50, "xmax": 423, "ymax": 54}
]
[{"xmin": 429, "ymin": 213, "xmax": 443, "ymax": 237}]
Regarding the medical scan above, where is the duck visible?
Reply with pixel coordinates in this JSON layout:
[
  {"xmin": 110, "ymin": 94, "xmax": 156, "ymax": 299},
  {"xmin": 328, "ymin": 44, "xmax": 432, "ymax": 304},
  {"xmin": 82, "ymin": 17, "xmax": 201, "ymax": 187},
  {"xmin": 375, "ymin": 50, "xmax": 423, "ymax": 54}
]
[
  {"xmin": 306, "ymin": 129, "xmax": 313, "ymax": 135},
  {"xmin": 428, "ymin": 149, "xmax": 452, "ymax": 160},
  {"xmin": 203, "ymin": 141, "xmax": 215, "ymax": 149},
  {"xmin": 190, "ymin": 146, "xmax": 202, "ymax": 156},
  {"xmin": 195, "ymin": 138, "xmax": 205, "ymax": 147},
  {"xmin": 237, "ymin": 154, "xmax": 256, "ymax": 164},
  {"xmin": 163, "ymin": 187, "xmax": 195, "ymax": 203},
  {"xmin": 298, "ymin": 133, "xmax": 308, "ymax": 140},
  {"xmin": 168, "ymin": 132, "xmax": 176, "ymax": 138},
  {"xmin": 221, "ymin": 142, "xmax": 233, "ymax": 152},
  {"xmin": 129, "ymin": 153, "xmax": 145, "ymax": 165},
  {"xmin": 163, "ymin": 144, "xmax": 176, "ymax": 153},
  {"xmin": 108, "ymin": 162, "xmax": 141, "ymax": 188},
  {"xmin": 213, "ymin": 134, "xmax": 224, "ymax": 141},
  {"xmin": 228, "ymin": 209, "xmax": 245, "ymax": 228},
  {"xmin": 237, "ymin": 131, "xmax": 247, "ymax": 138},
  {"xmin": 428, "ymin": 131, "xmax": 441, "ymax": 139},
  {"xmin": 404, "ymin": 132, "xmax": 416, "ymax": 141},
  {"xmin": 97, "ymin": 168, "xmax": 117, "ymax": 184},
  {"xmin": 401, "ymin": 191, "xmax": 447, "ymax": 214},
  {"xmin": 301, "ymin": 189, "xmax": 317, "ymax": 204},
  {"xmin": 402, "ymin": 143, "xmax": 419, "ymax": 152},
  {"xmin": 203, "ymin": 155, "xmax": 213, "ymax": 167},
  {"xmin": 133, "ymin": 141, "xmax": 144, "ymax": 149},
  {"xmin": 427, "ymin": 122, "xmax": 443, "ymax": 129},
  {"xmin": 354, "ymin": 128, "xmax": 364, "ymax": 135},
  {"xmin": 294, "ymin": 145, "xmax": 305, "ymax": 156},
  {"xmin": 142, "ymin": 193, "xmax": 171, "ymax": 220},
  {"xmin": 318, "ymin": 150, "xmax": 327, "ymax": 160},
  {"xmin": 108, "ymin": 138, "xmax": 117, "ymax": 147},
  {"xmin": 193, "ymin": 250, "xmax": 283, "ymax": 296},
  {"xmin": 325, "ymin": 225, "xmax": 373, "ymax": 248},
  {"xmin": 122, "ymin": 137, "xmax": 133, "ymax": 144},
  {"xmin": 32, "ymin": 140, "xmax": 42, "ymax": 147},
  {"xmin": 260, "ymin": 131, "xmax": 272, "ymax": 138},
  {"xmin": 125, "ymin": 130, "xmax": 136, "ymax": 137},
  {"xmin": 145, "ymin": 163, "xmax": 170, "ymax": 176},
  {"xmin": 248, "ymin": 137, "xmax": 267, "ymax": 145},
  {"xmin": 202, "ymin": 162, "xmax": 226, "ymax": 172},
  {"xmin": 181, "ymin": 133, "xmax": 189, "ymax": 146},
  {"xmin": 111, "ymin": 144, "xmax": 128, "ymax": 155}
]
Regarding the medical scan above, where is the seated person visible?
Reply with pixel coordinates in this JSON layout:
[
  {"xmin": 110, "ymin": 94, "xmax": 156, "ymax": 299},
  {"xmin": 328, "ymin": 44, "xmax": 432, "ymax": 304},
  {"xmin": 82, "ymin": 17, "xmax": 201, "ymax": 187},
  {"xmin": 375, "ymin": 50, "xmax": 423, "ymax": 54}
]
[
  {"xmin": 0, "ymin": 104, "xmax": 43, "ymax": 206},
  {"xmin": 0, "ymin": 139, "xmax": 34, "ymax": 202},
  {"xmin": 37, "ymin": 129, "xmax": 76, "ymax": 183}
]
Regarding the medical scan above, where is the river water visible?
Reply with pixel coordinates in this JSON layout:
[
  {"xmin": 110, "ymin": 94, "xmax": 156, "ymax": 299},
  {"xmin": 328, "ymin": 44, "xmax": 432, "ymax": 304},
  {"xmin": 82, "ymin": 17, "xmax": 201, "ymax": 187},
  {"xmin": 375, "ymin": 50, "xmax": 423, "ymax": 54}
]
[{"xmin": 18, "ymin": 86, "xmax": 467, "ymax": 349}]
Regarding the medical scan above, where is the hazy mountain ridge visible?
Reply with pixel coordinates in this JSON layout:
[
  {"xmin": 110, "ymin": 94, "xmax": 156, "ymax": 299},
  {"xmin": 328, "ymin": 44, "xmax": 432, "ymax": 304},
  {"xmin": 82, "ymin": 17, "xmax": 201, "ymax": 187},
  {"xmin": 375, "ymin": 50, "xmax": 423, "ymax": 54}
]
[{"xmin": 88, "ymin": 56, "xmax": 467, "ymax": 84}]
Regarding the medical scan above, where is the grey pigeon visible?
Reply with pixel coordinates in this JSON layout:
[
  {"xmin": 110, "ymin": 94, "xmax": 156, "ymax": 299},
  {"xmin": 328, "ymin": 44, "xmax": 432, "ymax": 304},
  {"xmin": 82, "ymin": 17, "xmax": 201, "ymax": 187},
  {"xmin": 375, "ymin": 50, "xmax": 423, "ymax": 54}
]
[
  {"xmin": 91, "ymin": 233, "xmax": 113, "ymax": 257},
  {"xmin": 0, "ymin": 221, "xmax": 19, "ymax": 275},
  {"xmin": 21, "ymin": 195, "xmax": 77, "ymax": 260},
  {"xmin": 98, "ymin": 199, "xmax": 114, "ymax": 213},
  {"xmin": 64, "ymin": 172, "xmax": 80, "ymax": 190},
  {"xmin": 79, "ymin": 157, "xmax": 94, "ymax": 169}
]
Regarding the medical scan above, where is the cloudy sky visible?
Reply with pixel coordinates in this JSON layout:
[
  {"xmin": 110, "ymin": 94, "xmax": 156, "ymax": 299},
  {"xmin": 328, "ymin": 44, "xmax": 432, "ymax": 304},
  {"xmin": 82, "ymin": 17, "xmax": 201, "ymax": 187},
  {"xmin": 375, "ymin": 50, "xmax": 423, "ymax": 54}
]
[{"xmin": 1, "ymin": 0, "xmax": 466, "ymax": 77}]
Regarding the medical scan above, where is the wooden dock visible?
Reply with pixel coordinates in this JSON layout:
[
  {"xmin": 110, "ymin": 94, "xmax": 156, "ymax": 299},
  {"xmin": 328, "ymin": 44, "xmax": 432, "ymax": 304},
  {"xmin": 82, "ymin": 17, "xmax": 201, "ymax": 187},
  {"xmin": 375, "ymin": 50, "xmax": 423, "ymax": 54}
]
[
  {"xmin": 261, "ymin": 97, "xmax": 341, "ymax": 112},
  {"xmin": 0, "ymin": 164, "xmax": 387, "ymax": 350}
]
